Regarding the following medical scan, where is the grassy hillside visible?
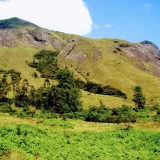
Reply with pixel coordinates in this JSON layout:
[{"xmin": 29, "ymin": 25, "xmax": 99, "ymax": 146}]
[
  {"xmin": 0, "ymin": 113, "xmax": 159, "ymax": 160},
  {"xmin": 59, "ymin": 37, "xmax": 160, "ymax": 104},
  {"xmin": 0, "ymin": 45, "xmax": 135, "ymax": 108},
  {"xmin": 0, "ymin": 23, "xmax": 160, "ymax": 106}
]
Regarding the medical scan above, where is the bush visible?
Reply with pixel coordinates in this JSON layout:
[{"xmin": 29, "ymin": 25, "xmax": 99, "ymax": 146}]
[{"xmin": 85, "ymin": 104, "xmax": 136, "ymax": 123}]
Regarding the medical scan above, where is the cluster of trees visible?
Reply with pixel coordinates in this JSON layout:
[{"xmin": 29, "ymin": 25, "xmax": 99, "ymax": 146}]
[
  {"xmin": 28, "ymin": 50, "xmax": 58, "ymax": 79},
  {"xmin": 85, "ymin": 103, "xmax": 137, "ymax": 123},
  {"xmin": 75, "ymin": 79, "xmax": 127, "ymax": 99},
  {"xmin": 0, "ymin": 69, "xmax": 82, "ymax": 114},
  {"xmin": 0, "ymin": 70, "xmax": 21, "ymax": 102}
]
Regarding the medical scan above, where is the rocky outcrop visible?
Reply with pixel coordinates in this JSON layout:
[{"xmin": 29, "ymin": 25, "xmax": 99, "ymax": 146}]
[
  {"xmin": 0, "ymin": 27, "xmax": 66, "ymax": 51},
  {"xmin": 120, "ymin": 41, "xmax": 160, "ymax": 77},
  {"xmin": 0, "ymin": 30, "xmax": 17, "ymax": 47}
]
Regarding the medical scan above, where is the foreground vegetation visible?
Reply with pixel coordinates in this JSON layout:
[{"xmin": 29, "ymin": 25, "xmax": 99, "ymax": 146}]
[{"xmin": 0, "ymin": 113, "xmax": 160, "ymax": 160}]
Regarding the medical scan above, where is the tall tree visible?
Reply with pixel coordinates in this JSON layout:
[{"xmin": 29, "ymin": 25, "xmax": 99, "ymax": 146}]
[
  {"xmin": 133, "ymin": 86, "xmax": 146, "ymax": 109},
  {"xmin": 0, "ymin": 74, "xmax": 10, "ymax": 102},
  {"xmin": 55, "ymin": 69, "xmax": 82, "ymax": 113}
]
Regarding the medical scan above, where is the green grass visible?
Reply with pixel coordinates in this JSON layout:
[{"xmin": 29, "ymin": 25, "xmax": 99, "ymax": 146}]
[
  {"xmin": 81, "ymin": 90, "xmax": 134, "ymax": 109},
  {"xmin": 0, "ymin": 113, "xmax": 160, "ymax": 160}
]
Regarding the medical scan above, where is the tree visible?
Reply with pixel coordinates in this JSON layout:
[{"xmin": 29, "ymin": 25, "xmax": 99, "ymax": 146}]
[
  {"xmin": 0, "ymin": 74, "xmax": 10, "ymax": 102},
  {"xmin": 14, "ymin": 79, "xmax": 30, "ymax": 108},
  {"xmin": 55, "ymin": 69, "xmax": 82, "ymax": 113},
  {"xmin": 133, "ymin": 86, "xmax": 146, "ymax": 109}
]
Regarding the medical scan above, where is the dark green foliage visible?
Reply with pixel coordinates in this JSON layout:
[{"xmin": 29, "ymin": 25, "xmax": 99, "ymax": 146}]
[
  {"xmin": 103, "ymin": 85, "xmax": 127, "ymax": 98},
  {"xmin": 75, "ymin": 79, "xmax": 127, "ymax": 99},
  {"xmin": 56, "ymin": 69, "xmax": 76, "ymax": 88},
  {"xmin": 28, "ymin": 69, "xmax": 82, "ymax": 113},
  {"xmin": 0, "ymin": 103, "xmax": 12, "ymax": 113},
  {"xmin": 85, "ymin": 102, "xmax": 136, "ymax": 123},
  {"xmin": 116, "ymin": 47, "xmax": 122, "ymax": 52},
  {"xmin": 0, "ymin": 74, "xmax": 10, "ymax": 102},
  {"xmin": 133, "ymin": 86, "xmax": 146, "ymax": 109},
  {"xmin": 55, "ymin": 69, "xmax": 82, "ymax": 112},
  {"xmin": 0, "ymin": 17, "xmax": 38, "ymax": 29},
  {"xmin": 28, "ymin": 50, "xmax": 58, "ymax": 78},
  {"xmin": 0, "ymin": 69, "xmax": 7, "ymax": 74},
  {"xmin": 85, "ymin": 82, "xmax": 104, "ymax": 94}
]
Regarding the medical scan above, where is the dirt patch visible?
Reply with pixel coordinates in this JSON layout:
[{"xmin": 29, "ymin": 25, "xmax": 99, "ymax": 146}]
[
  {"xmin": 66, "ymin": 50, "xmax": 87, "ymax": 62},
  {"xmin": 92, "ymin": 48, "xmax": 102, "ymax": 61}
]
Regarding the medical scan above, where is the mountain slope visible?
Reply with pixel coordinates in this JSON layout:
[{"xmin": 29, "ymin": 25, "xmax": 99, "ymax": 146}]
[{"xmin": 0, "ymin": 17, "xmax": 160, "ymax": 105}]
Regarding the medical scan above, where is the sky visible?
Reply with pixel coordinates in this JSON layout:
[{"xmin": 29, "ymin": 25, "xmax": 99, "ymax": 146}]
[{"xmin": 0, "ymin": 0, "xmax": 159, "ymax": 47}]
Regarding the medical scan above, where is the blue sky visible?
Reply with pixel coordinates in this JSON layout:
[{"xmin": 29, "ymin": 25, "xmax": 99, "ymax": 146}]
[{"xmin": 85, "ymin": 0, "xmax": 160, "ymax": 47}]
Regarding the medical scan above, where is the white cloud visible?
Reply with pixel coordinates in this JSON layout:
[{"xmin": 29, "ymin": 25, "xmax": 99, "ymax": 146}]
[
  {"xmin": 104, "ymin": 24, "xmax": 113, "ymax": 28},
  {"xmin": 0, "ymin": 0, "xmax": 93, "ymax": 35},
  {"xmin": 93, "ymin": 23, "xmax": 113, "ymax": 30},
  {"xmin": 143, "ymin": 4, "xmax": 151, "ymax": 12}
]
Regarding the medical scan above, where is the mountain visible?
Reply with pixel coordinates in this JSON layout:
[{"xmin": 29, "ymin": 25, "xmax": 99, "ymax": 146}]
[
  {"xmin": 0, "ymin": 17, "xmax": 38, "ymax": 29},
  {"xmin": 0, "ymin": 17, "xmax": 160, "ymax": 105}
]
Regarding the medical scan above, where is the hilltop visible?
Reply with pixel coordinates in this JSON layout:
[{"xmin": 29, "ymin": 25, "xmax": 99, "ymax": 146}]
[
  {"xmin": 0, "ymin": 17, "xmax": 160, "ymax": 106},
  {"xmin": 0, "ymin": 17, "xmax": 38, "ymax": 29}
]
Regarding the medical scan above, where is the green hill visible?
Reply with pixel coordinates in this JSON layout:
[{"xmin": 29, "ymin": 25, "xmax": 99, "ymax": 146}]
[{"xmin": 0, "ymin": 17, "xmax": 160, "ymax": 107}]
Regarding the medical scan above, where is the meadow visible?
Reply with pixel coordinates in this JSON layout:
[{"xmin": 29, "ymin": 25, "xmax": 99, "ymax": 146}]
[{"xmin": 0, "ymin": 113, "xmax": 160, "ymax": 160}]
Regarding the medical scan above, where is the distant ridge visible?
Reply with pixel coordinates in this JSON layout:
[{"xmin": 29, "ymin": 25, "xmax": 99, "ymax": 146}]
[
  {"xmin": 0, "ymin": 17, "xmax": 38, "ymax": 29},
  {"xmin": 141, "ymin": 40, "xmax": 159, "ymax": 50}
]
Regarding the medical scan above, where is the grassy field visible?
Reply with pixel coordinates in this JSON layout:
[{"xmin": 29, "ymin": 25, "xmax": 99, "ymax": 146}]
[
  {"xmin": 0, "ymin": 113, "xmax": 160, "ymax": 160},
  {"xmin": 81, "ymin": 90, "xmax": 134, "ymax": 109}
]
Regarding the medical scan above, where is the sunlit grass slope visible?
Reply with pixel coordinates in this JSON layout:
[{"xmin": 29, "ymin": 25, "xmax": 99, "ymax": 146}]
[{"xmin": 81, "ymin": 90, "xmax": 134, "ymax": 109}]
